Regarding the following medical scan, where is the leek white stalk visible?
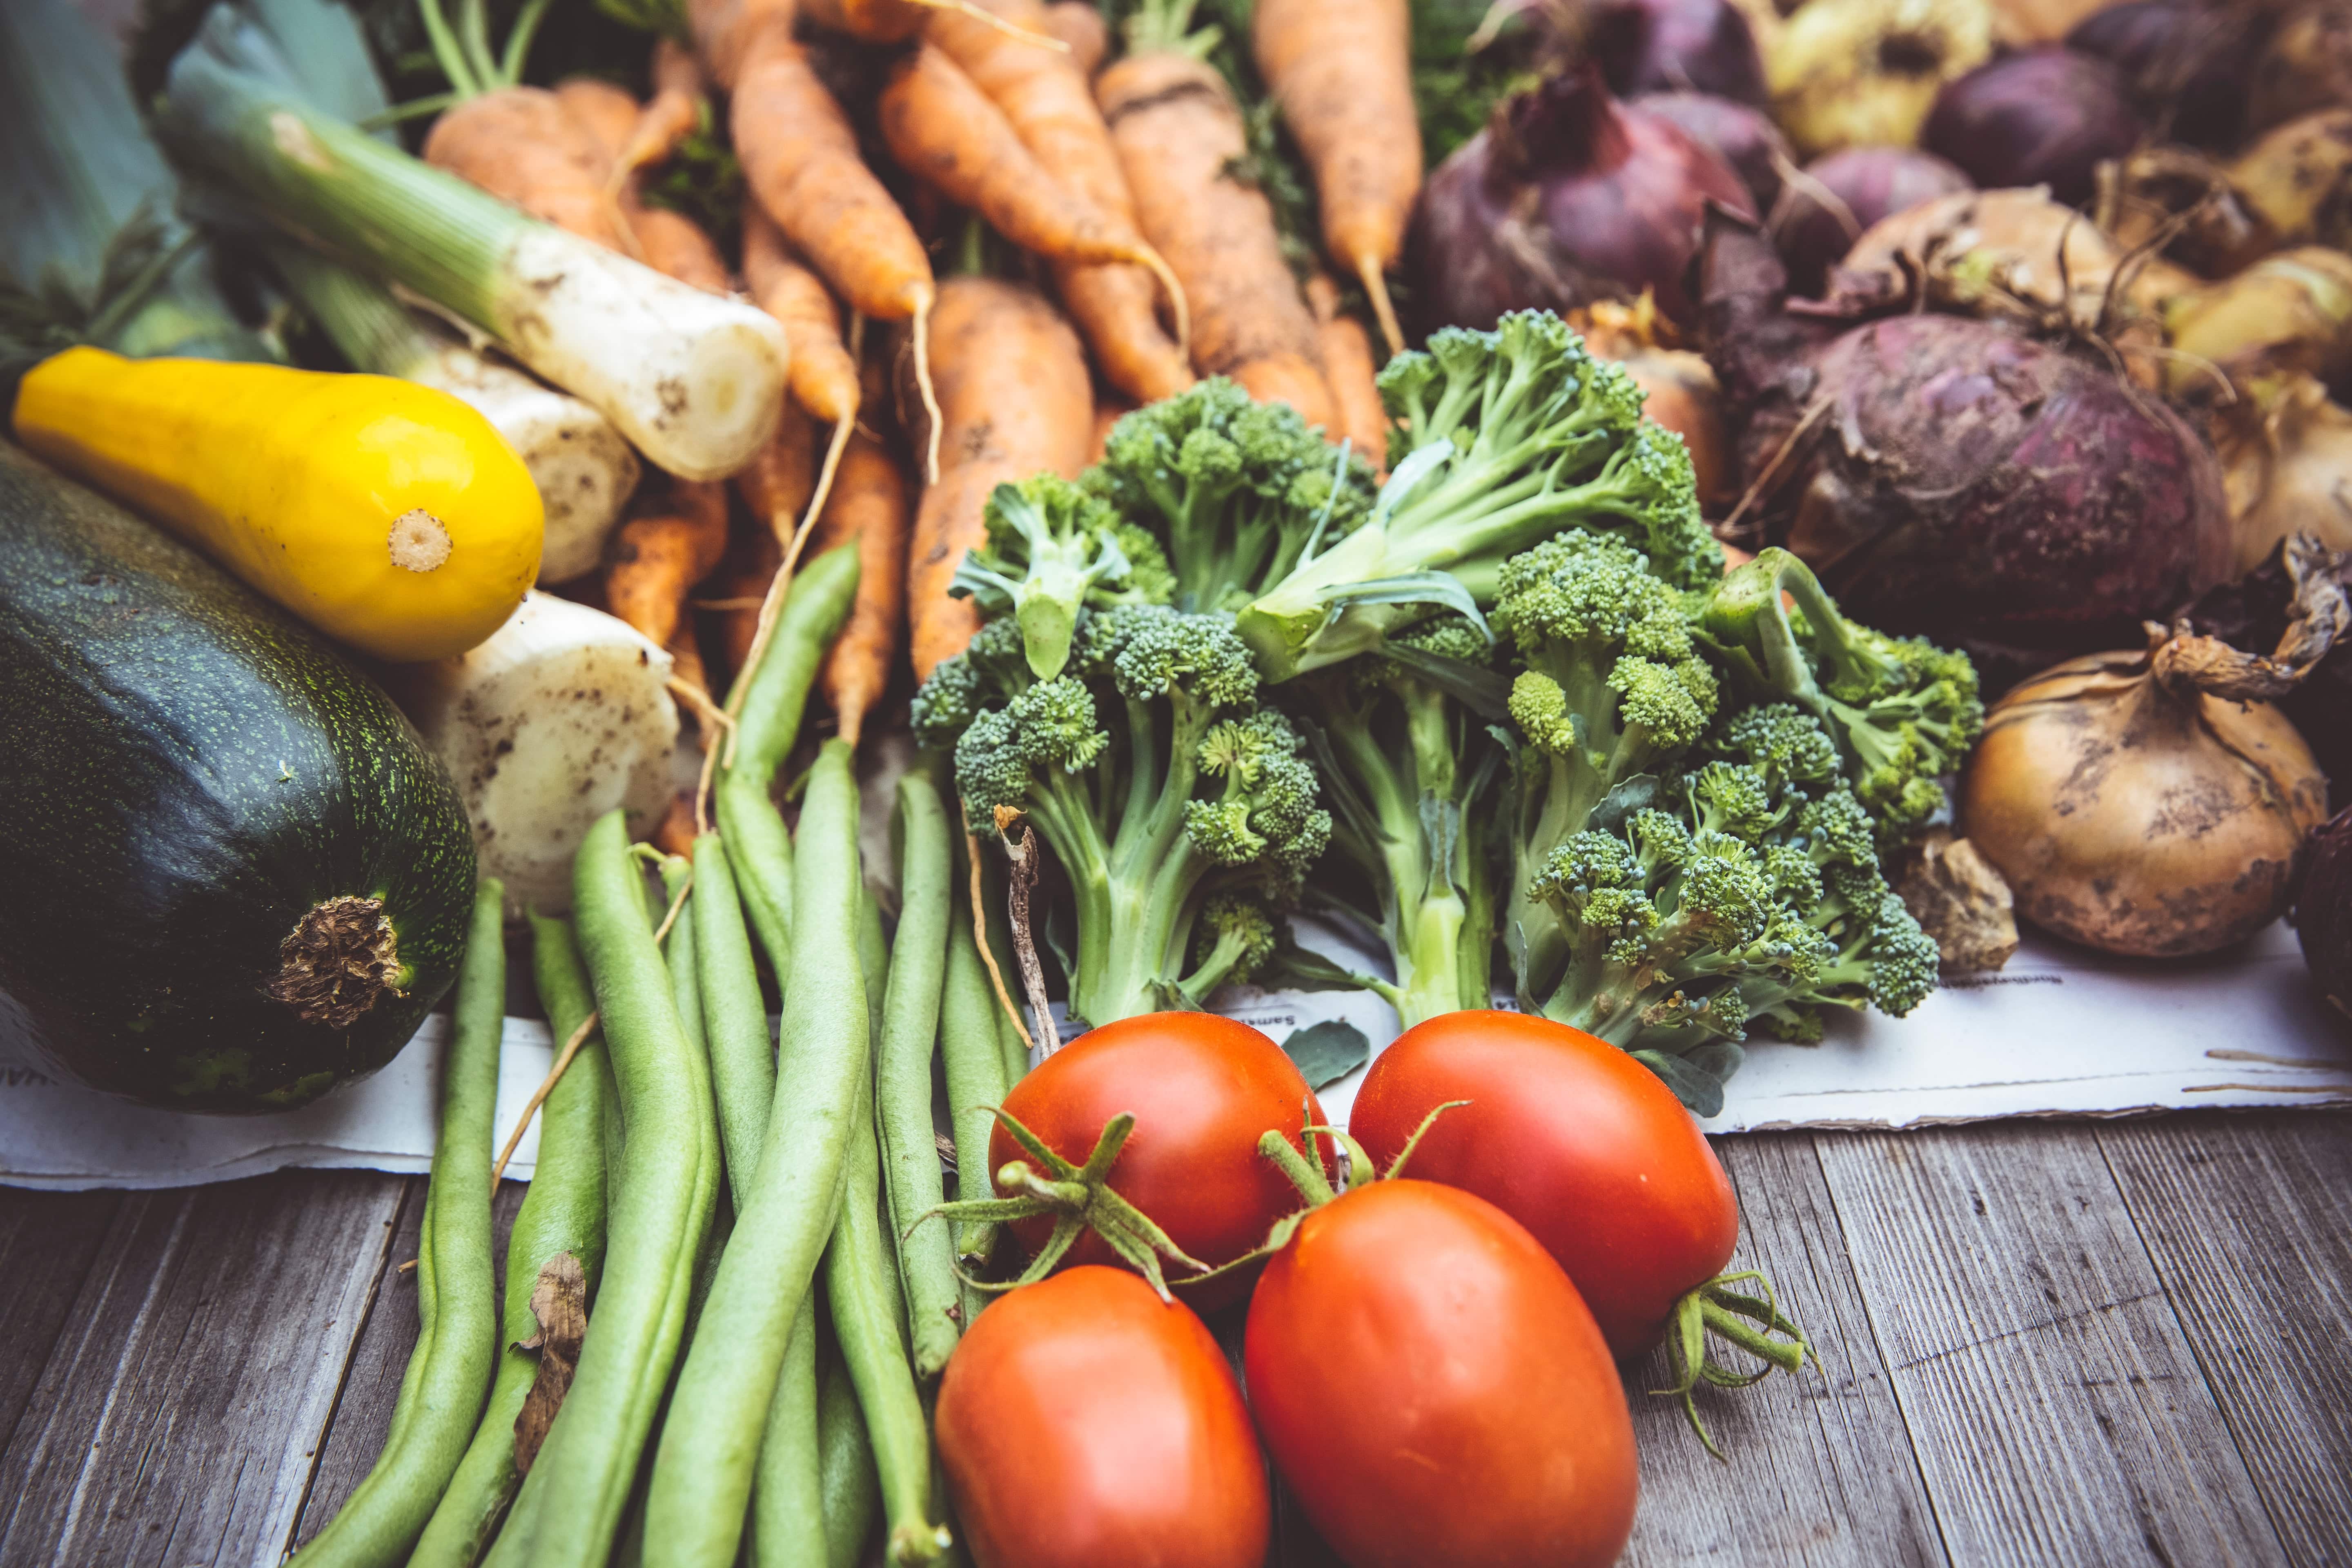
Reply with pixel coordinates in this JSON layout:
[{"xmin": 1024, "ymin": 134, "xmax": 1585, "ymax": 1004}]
[
  {"xmin": 388, "ymin": 592, "xmax": 681, "ymax": 917},
  {"xmin": 272, "ymin": 247, "xmax": 638, "ymax": 581},
  {"xmin": 155, "ymin": 7, "xmax": 788, "ymax": 481}
]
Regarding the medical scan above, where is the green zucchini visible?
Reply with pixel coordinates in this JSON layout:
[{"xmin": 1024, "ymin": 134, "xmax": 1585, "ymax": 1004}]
[{"xmin": 0, "ymin": 440, "xmax": 476, "ymax": 1111}]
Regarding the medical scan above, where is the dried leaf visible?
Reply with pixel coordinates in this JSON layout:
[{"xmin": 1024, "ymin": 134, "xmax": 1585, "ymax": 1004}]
[
  {"xmin": 512, "ymin": 1251, "xmax": 588, "ymax": 1474},
  {"xmin": 1895, "ymin": 831, "xmax": 2020, "ymax": 973}
]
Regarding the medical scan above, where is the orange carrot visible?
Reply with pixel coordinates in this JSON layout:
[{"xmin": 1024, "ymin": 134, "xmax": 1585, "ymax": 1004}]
[
  {"xmin": 742, "ymin": 207, "xmax": 861, "ymax": 426},
  {"xmin": 1253, "ymin": 0, "xmax": 1421, "ymax": 354},
  {"xmin": 1043, "ymin": 0, "xmax": 1109, "ymax": 74},
  {"xmin": 1098, "ymin": 48, "xmax": 1335, "ymax": 430},
  {"xmin": 879, "ymin": 43, "xmax": 1187, "ymax": 350},
  {"xmin": 802, "ymin": 0, "xmax": 1066, "ymax": 46},
  {"xmin": 655, "ymin": 791, "xmax": 702, "ymax": 859},
  {"xmin": 612, "ymin": 38, "xmax": 705, "ymax": 192},
  {"xmin": 1089, "ymin": 393, "xmax": 1138, "ymax": 465},
  {"xmin": 734, "ymin": 397, "xmax": 820, "ymax": 555},
  {"xmin": 1307, "ymin": 274, "xmax": 1390, "ymax": 471},
  {"xmin": 684, "ymin": 0, "xmax": 795, "ymax": 91},
  {"xmin": 807, "ymin": 428, "xmax": 911, "ymax": 745},
  {"xmin": 903, "ymin": 276, "xmax": 1093, "ymax": 677},
  {"xmin": 608, "ymin": 477, "xmax": 732, "ymax": 652},
  {"xmin": 928, "ymin": 0, "xmax": 1192, "ymax": 402},
  {"xmin": 423, "ymin": 87, "xmax": 628, "ymax": 249}
]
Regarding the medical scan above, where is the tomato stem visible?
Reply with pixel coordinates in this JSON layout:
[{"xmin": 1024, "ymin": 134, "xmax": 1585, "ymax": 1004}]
[{"xmin": 1650, "ymin": 1269, "xmax": 1814, "ymax": 1458}]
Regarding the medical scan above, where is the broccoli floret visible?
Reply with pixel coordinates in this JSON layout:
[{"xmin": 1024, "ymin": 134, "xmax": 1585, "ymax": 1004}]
[
  {"xmin": 1493, "ymin": 531, "xmax": 1721, "ymax": 998},
  {"xmin": 1177, "ymin": 893, "xmax": 1280, "ymax": 1000},
  {"xmin": 941, "ymin": 603, "xmax": 1333, "ymax": 1024},
  {"xmin": 1232, "ymin": 311, "xmax": 1726, "ymax": 680},
  {"xmin": 1526, "ymin": 701, "xmax": 1941, "ymax": 1114},
  {"xmin": 910, "ymin": 616, "xmax": 1034, "ymax": 751},
  {"xmin": 951, "ymin": 475, "xmax": 1176, "ymax": 679},
  {"xmin": 1285, "ymin": 612, "xmax": 1508, "ymax": 1027},
  {"xmin": 1084, "ymin": 379, "xmax": 1376, "ymax": 615},
  {"xmin": 1695, "ymin": 548, "xmax": 1984, "ymax": 850}
]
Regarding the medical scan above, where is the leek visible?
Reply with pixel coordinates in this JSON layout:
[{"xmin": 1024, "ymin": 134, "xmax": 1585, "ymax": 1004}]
[
  {"xmin": 271, "ymin": 247, "xmax": 639, "ymax": 583},
  {"xmin": 154, "ymin": 2, "xmax": 789, "ymax": 482}
]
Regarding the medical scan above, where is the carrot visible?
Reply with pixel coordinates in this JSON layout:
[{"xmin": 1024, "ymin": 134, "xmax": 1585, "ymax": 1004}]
[
  {"xmin": 684, "ymin": 0, "xmax": 795, "ymax": 91},
  {"xmin": 655, "ymin": 791, "xmax": 702, "ymax": 859},
  {"xmin": 1043, "ymin": 0, "xmax": 1109, "ymax": 74},
  {"xmin": 1098, "ymin": 43, "xmax": 1335, "ymax": 431},
  {"xmin": 612, "ymin": 38, "xmax": 705, "ymax": 195},
  {"xmin": 927, "ymin": 0, "xmax": 1192, "ymax": 402},
  {"xmin": 1089, "ymin": 393, "xmax": 1136, "ymax": 464},
  {"xmin": 1307, "ymin": 274, "xmax": 1390, "ymax": 472},
  {"xmin": 1253, "ymin": 0, "xmax": 1421, "ymax": 355},
  {"xmin": 722, "ymin": 22, "xmax": 946, "ymax": 475},
  {"xmin": 424, "ymin": 86, "xmax": 628, "ymax": 249},
  {"xmin": 607, "ymin": 477, "xmax": 732, "ymax": 653},
  {"xmin": 555, "ymin": 76, "xmax": 734, "ymax": 290},
  {"xmin": 902, "ymin": 276, "xmax": 1093, "ymax": 678},
  {"xmin": 735, "ymin": 397, "xmax": 820, "ymax": 558},
  {"xmin": 742, "ymin": 207, "xmax": 860, "ymax": 426},
  {"xmin": 879, "ymin": 44, "xmax": 1188, "ymax": 353},
  {"xmin": 806, "ymin": 428, "xmax": 910, "ymax": 746},
  {"xmin": 802, "ymin": 0, "xmax": 1065, "ymax": 47}
]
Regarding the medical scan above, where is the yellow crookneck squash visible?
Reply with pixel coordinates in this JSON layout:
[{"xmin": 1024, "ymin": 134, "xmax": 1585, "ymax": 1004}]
[{"xmin": 12, "ymin": 347, "xmax": 543, "ymax": 661}]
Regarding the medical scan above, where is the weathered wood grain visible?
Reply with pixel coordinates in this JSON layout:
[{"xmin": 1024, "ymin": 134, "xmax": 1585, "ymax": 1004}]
[
  {"xmin": 2098, "ymin": 1112, "xmax": 2352, "ymax": 1568},
  {"xmin": 294, "ymin": 1177, "xmax": 530, "ymax": 1549},
  {"xmin": 0, "ymin": 1172, "xmax": 408, "ymax": 1568},
  {"xmin": 1623, "ymin": 1132, "xmax": 1947, "ymax": 1568},
  {"xmin": 0, "ymin": 1189, "xmax": 121, "ymax": 1459},
  {"xmin": 1816, "ymin": 1123, "xmax": 2287, "ymax": 1568}
]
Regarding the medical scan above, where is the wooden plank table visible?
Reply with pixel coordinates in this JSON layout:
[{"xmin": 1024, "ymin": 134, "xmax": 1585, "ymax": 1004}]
[{"xmin": 2, "ymin": 1111, "xmax": 2345, "ymax": 1568}]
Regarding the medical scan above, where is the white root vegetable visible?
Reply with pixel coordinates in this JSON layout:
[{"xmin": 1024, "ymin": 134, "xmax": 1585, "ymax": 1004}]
[{"xmin": 389, "ymin": 592, "xmax": 680, "ymax": 916}]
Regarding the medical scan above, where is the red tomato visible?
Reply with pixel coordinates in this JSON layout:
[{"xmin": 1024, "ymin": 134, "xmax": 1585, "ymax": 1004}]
[
  {"xmin": 1349, "ymin": 1009, "xmax": 1739, "ymax": 1358},
  {"xmin": 992, "ymin": 1012, "xmax": 1325, "ymax": 1309},
  {"xmin": 1244, "ymin": 1180, "xmax": 1637, "ymax": 1568},
  {"xmin": 936, "ymin": 1266, "xmax": 1271, "ymax": 1568}
]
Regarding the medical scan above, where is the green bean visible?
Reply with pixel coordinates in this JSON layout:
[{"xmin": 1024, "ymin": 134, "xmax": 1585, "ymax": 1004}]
[
  {"xmin": 694, "ymin": 834, "xmax": 778, "ymax": 1205},
  {"xmin": 938, "ymin": 897, "xmax": 1011, "ymax": 1279},
  {"xmin": 817, "ymin": 1336, "xmax": 881, "ymax": 1568},
  {"xmin": 291, "ymin": 879, "xmax": 505, "ymax": 1567},
  {"xmin": 485, "ymin": 817, "xmax": 719, "ymax": 1568},
  {"xmin": 716, "ymin": 542, "xmax": 861, "ymax": 978},
  {"xmin": 753, "ymin": 1294, "xmax": 825, "ymax": 1568},
  {"xmin": 874, "ymin": 775, "xmax": 958, "ymax": 1378},
  {"xmin": 410, "ymin": 915, "xmax": 614, "ymax": 1568},
  {"xmin": 826, "ymin": 1067, "xmax": 950, "ymax": 1564},
  {"xmin": 659, "ymin": 855, "xmax": 706, "ymax": 1060},
  {"xmin": 644, "ymin": 740, "xmax": 870, "ymax": 1568},
  {"xmin": 858, "ymin": 881, "xmax": 891, "ymax": 1049}
]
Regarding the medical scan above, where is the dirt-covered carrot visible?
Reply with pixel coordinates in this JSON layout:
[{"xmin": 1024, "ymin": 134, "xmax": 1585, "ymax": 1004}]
[
  {"xmin": 613, "ymin": 38, "xmax": 704, "ymax": 194},
  {"xmin": 902, "ymin": 276, "xmax": 1093, "ymax": 678},
  {"xmin": 1098, "ymin": 5, "xmax": 1335, "ymax": 430},
  {"xmin": 557, "ymin": 76, "xmax": 733, "ymax": 292},
  {"xmin": 743, "ymin": 208, "xmax": 860, "ymax": 427},
  {"xmin": 608, "ymin": 477, "xmax": 731, "ymax": 653},
  {"xmin": 726, "ymin": 396, "xmax": 816, "ymax": 662},
  {"xmin": 880, "ymin": 45, "xmax": 1186, "ymax": 347},
  {"xmin": 928, "ymin": 0, "xmax": 1191, "ymax": 402},
  {"xmin": 1254, "ymin": 0, "xmax": 1420, "ymax": 356},
  {"xmin": 1307, "ymin": 274, "xmax": 1389, "ymax": 471},
  {"xmin": 806, "ymin": 425, "xmax": 908, "ymax": 746},
  {"xmin": 1089, "ymin": 393, "xmax": 1135, "ymax": 465},
  {"xmin": 424, "ymin": 86, "xmax": 625, "ymax": 248},
  {"xmin": 1044, "ymin": 0, "xmax": 1109, "ymax": 74}
]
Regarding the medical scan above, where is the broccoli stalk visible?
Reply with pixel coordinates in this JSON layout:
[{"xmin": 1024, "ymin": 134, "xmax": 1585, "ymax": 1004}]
[
  {"xmin": 923, "ymin": 605, "xmax": 1332, "ymax": 1027},
  {"xmin": 950, "ymin": 474, "xmax": 1174, "ymax": 679},
  {"xmin": 1295, "ymin": 616, "xmax": 1507, "ymax": 1027},
  {"xmin": 1232, "ymin": 312, "xmax": 1726, "ymax": 681},
  {"xmin": 1695, "ymin": 547, "xmax": 1984, "ymax": 849},
  {"xmin": 1494, "ymin": 531, "xmax": 1721, "ymax": 1002}
]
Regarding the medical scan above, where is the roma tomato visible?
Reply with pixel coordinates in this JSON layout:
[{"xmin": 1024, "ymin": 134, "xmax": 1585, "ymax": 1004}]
[
  {"xmin": 935, "ymin": 1266, "xmax": 1271, "ymax": 1568},
  {"xmin": 992, "ymin": 1011, "xmax": 1325, "ymax": 1309},
  {"xmin": 1350, "ymin": 1009, "xmax": 1738, "ymax": 1357},
  {"xmin": 1244, "ymin": 1180, "xmax": 1636, "ymax": 1568}
]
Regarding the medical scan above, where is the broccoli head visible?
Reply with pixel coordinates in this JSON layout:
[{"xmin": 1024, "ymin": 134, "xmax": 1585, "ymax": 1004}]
[
  {"xmin": 951, "ymin": 475, "xmax": 1175, "ymax": 679},
  {"xmin": 1695, "ymin": 547, "xmax": 1984, "ymax": 850}
]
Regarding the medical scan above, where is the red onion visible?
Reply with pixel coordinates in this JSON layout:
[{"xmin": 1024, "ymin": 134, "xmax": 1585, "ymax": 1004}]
[
  {"xmin": 1770, "ymin": 145, "xmax": 1973, "ymax": 298},
  {"xmin": 2066, "ymin": 1, "xmax": 2266, "ymax": 147},
  {"xmin": 1633, "ymin": 92, "xmax": 1792, "ymax": 216},
  {"xmin": 1589, "ymin": 0, "xmax": 1769, "ymax": 105},
  {"xmin": 1921, "ymin": 48, "xmax": 2147, "ymax": 207},
  {"xmin": 1700, "ymin": 213, "xmax": 2234, "ymax": 686},
  {"xmin": 1406, "ymin": 66, "xmax": 1755, "ymax": 334}
]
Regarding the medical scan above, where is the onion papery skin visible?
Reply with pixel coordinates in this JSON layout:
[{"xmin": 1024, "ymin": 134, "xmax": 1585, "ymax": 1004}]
[
  {"xmin": 1962, "ymin": 646, "xmax": 2328, "ymax": 956},
  {"xmin": 1593, "ymin": 0, "xmax": 1770, "ymax": 105},
  {"xmin": 1635, "ymin": 91, "xmax": 1791, "ymax": 216},
  {"xmin": 1772, "ymin": 145, "xmax": 1972, "ymax": 298},
  {"xmin": 2067, "ymin": 0, "xmax": 2265, "ymax": 148},
  {"xmin": 1771, "ymin": 315, "xmax": 2234, "ymax": 684},
  {"xmin": 1406, "ymin": 67, "xmax": 1755, "ymax": 334},
  {"xmin": 1921, "ymin": 48, "xmax": 2146, "ymax": 207},
  {"xmin": 2295, "ymin": 806, "xmax": 2352, "ymax": 1018},
  {"xmin": 2250, "ymin": 1, "xmax": 2352, "ymax": 138}
]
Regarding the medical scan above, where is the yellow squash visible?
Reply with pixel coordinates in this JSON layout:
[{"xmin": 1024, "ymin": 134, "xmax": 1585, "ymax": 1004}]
[{"xmin": 12, "ymin": 347, "xmax": 543, "ymax": 660}]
